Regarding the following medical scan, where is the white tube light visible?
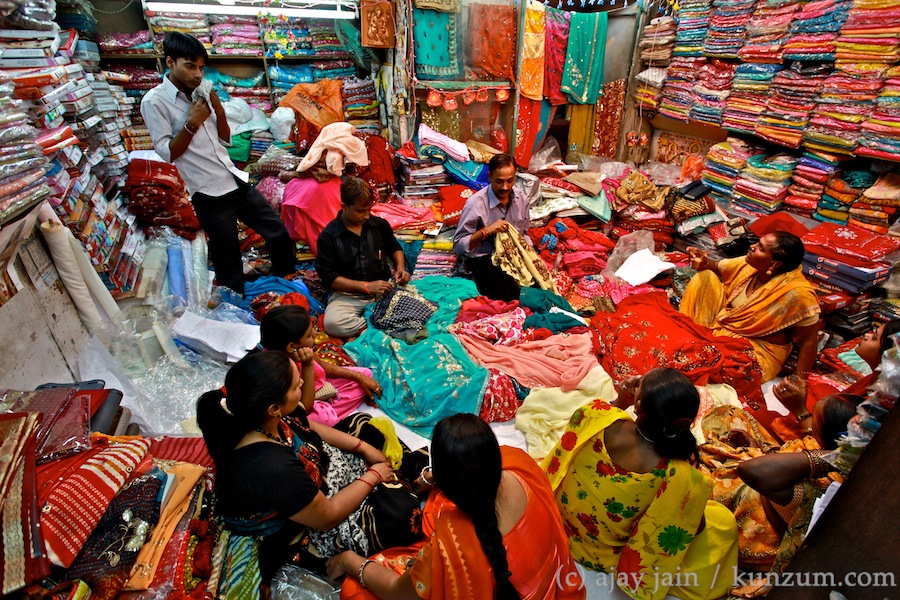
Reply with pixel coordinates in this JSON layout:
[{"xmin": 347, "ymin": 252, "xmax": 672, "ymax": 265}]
[{"xmin": 144, "ymin": 1, "xmax": 357, "ymax": 19}]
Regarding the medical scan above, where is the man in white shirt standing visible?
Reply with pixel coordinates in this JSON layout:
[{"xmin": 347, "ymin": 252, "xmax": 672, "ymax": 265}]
[{"xmin": 141, "ymin": 32, "xmax": 295, "ymax": 294}]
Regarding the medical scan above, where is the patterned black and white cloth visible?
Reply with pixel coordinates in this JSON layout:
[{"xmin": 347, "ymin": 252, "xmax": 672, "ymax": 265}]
[{"xmin": 371, "ymin": 287, "xmax": 438, "ymax": 335}]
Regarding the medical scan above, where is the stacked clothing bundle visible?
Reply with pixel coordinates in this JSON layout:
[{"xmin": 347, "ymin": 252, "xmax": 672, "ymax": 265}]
[
  {"xmin": 147, "ymin": 11, "xmax": 212, "ymax": 52},
  {"xmin": 312, "ymin": 59, "xmax": 356, "ymax": 81},
  {"xmin": 755, "ymin": 63, "xmax": 830, "ymax": 148},
  {"xmin": 850, "ymin": 172, "xmax": 900, "ymax": 234},
  {"xmin": 206, "ymin": 67, "xmax": 270, "ymax": 112},
  {"xmin": 343, "ymin": 77, "xmax": 380, "ymax": 134},
  {"xmin": 210, "ymin": 17, "xmax": 263, "ymax": 56},
  {"xmin": 802, "ymin": 221, "xmax": 899, "ymax": 293},
  {"xmin": 260, "ymin": 14, "xmax": 313, "ymax": 57},
  {"xmin": 738, "ymin": 0, "xmax": 800, "ymax": 63},
  {"xmin": 784, "ymin": 150, "xmax": 841, "ymax": 216},
  {"xmin": 659, "ymin": 57, "xmax": 707, "ymax": 121},
  {"xmin": 702, "ymin": 140, "xmax": 754, "ymax": 205},
  {"xmin": 804, "ymin": 67, "xmax": 883, "ymax": 155},
  {"xmin": 815, "ymin": 170, "xmax": 876, "ymax": 224},
  {"xmin": 268, "ymin": 63, "xmax": 314, "ymax": 104},
  {"xmin": 412, "ymin": 237, "xmax": 458, "ymax": 279},
  {"xmin": 732, "ymin": 152, "xmax": 798, "ymax": 214},
  {"xmin": 0, "ymin": 73, "xmax": 51, "ymax": 224},
  {"xmin": 99, "ymin": 30, "xmax": 154, "ymax": 55},
  {"xmin": 835, "ymin": 0, "xmax": 900, "ymax": 66},
  {"xmin": 102, "ymin": 64, "xmax": 161, "ymax": 125},
  {"xmin": 722, "ymin": 63, "xmax": 783, "ymax": 133},
  {"xmin": 124, "ymin": 158, "xmax": 201, "ymax": 239},
  {"xmin": 703, "ymin": 0, "xmax": 754, "ymax": 58},
  {"xmin": 635, "ymin": 66, "xmax": 667, "ymax": 110},
  {"xmin": 250, "ymin": 130, "xmax": 276, "ymax": 162},
  {"xmin": 690, "ymin": 59, "xmax": 736, "ymax": 125},
  {"xmin": 673, "ymin": 0, "xmax": 712, "ymax": 58},
  {"xmin": 310, "ymin": 23, "xmax": 350, "ymax": 58},
  {"xmin": 399, "ymin": 154, "xmax": 450, "ymax": 205},
  {"xmin": 55, "ymin": 0, "xmax": 96, "ymax": 41},
  {"xmin": 858, "ymin": 65, "xmax": 900, "ymax": 159},
  {"xmin": 783, "ymin": 0, "xmax": 851, "ymax": 60},
  {"xmin": 639, "ymin": 15, "xmax": 676, "ymax": 64}
]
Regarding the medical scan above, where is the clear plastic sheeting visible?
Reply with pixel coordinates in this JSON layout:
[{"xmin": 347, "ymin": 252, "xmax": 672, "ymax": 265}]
[
  {"xmin": 641, "ymin": 161, "xmax": 684, "ymax": 187},
  {"xmin": 829, "ymin": 333, "xmax": 900, "ymax": 476},
  {"xmin": 601, "ymin": 229, "xmax": 657, "ymax": 278},
  {"xmin": 270, "ymin": 565, "xmax": 339, "ymax": 600}
]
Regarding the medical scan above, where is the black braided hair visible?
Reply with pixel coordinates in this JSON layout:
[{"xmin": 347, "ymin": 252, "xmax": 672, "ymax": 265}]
[{"xmin": 431, "ymin": 414, "xmax": 519, "ymax": 599}]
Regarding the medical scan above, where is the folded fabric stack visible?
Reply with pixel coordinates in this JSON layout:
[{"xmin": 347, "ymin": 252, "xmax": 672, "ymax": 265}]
[
  {"xmin": 267, "ymin": 63, "xmax": 314, "ymax": 106},
  {"xmin": 704, "ymin": 0, "xmax": 754, "ymax": 58},
  {"xmin": 660, "ymin": 57, "xmax": 707, "ymax": 121},
  {"xmin": 858, "ymin": 66, "xmax": 900, "ymax": 159},
  {"xmin": 784, "ymin": 150, "xmax": 841, "ymax": 216},
  {"xmin": 260, "ymin": 14, "xmax": 314, "ymax": 57},
  {"xmin": 738, "ymin": 0, "xmax": 800, "ymax": 63},
  {"xmin": 99, "ymin": 30, "xmax": 154, "ymax": 55},
  {"xmin": 783, "ymin": 0, "xmax": 851, "ymax": 60},
  {"xmin": 849, "ymin": 172, "xmax": 900, "ymax": 235},
  {"xmin": 635, "ymin": 66, "xmax": 667, "ymax": 110},
  {"xmin": 343, "ymin": 77, "xmax": 380, "ymax": 135},
  {"xmin": 722, "ymin": 63, "xmax": 783, "ymax": 133},
  {"xmin": 250, "ymin": 130, "xmax": 276, "ymax": 162},
  {"xmin": 640, "ymin": 15, "xmax": 676, "ymax": 65},
  {"xmin": 399, "ymin": 153, "xmax": 451, "ymax": 205},
  {"xmin": 690, "ymin": 59, "xmax": 736, "ymax": 125},
  {"xmin": 732, "ymin": 152, "xmax": 798, "ymax": 214},
  {"xmin": 802, "ymin": 221, "xmax": 900, "ymax": 293},
  {"xmin": 673, "ymin": 0, "xmax": 712, "ymax": 58},
  {"xmin": 310, "ymin": 23, "xmax": 351, "ymax": 58},
  {"xmin": 210, "ymin": 18, "xmax": 263, "ymax": 56},
  {"xmin": 0, "ymin": 81, "xmax": 51, "ymax": 224},
  {"xmin": 147, "ymin": 11, "xmax": 212, "ymax": 52},
  {"xmin": 412, "ymin": 238, "xmax": 458, "ymax": 280},
  {"xmin": 804, "ymin": 67, "xmax": 882, "ymax": 155},
  {"xmin": 702, "ymin": 140, "xmax": 755, "ymax": 205},
  {"xmin": 756, "ymin": 64, "xmax": 830, "ymax": 148},
  {"xmin": 103, "ymin": 63, "xmax": 162, "ymax": 125},
  {"xmin": 835, "ymin": 0, "xmax": 900, "ymax": 67},
  {"xmin": 815, "ymin": 170, "xmax": 876, "ymax": 224},
  {"xmin": 205, "ymin": 67, "xmax": 270, "ymax": 112},
  {"xmin": 56, "ymin": 0, "xmax": 95, "ymax": 41},
  {"xmin": 125, "ymin": 158, "xmax": 201, "ymax": 239},
  {"xmin": 312, "ymin": 58, "xmax": 357, "ymax": 81}
]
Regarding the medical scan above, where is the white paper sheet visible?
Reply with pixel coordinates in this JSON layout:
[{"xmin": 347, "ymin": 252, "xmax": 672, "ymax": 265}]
[{"xmin": 172, "ymin": 310, "xmax": 260, "ymax": 363}]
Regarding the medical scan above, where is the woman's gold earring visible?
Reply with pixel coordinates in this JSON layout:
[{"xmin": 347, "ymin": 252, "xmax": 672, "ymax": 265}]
[{"xmin": 766, "ymin": 268, "xmax": 773, "ymax": 276}]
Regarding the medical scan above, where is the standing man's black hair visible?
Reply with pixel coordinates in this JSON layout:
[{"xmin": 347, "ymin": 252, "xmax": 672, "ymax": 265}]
[{"xmin": 162, "ymin": 31, "xmax": 209, "ymax": 63}]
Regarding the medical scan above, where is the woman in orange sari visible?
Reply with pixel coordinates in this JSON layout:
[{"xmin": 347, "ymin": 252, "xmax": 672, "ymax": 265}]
[
  {"xmin": 326, "ymin": 413, "xmax": 584, "ymax": 600},
  {"xmin": 683, "ymin": 232, "xmax": 820, "ymax": 382}
]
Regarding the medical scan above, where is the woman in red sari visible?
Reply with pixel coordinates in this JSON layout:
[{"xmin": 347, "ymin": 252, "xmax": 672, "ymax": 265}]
[{"xmin": 326, "ymin": 414, "xmax": 584, "ymax": 600}]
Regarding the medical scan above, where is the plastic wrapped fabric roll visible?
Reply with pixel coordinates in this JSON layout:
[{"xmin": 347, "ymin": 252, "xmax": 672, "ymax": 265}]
[
  {"xmin": 40, "ymin": 221, "xmax": 103, "ymax": 331},
  {"xmin": 181, "ymin": 238, "xmax": 198, "ymax": 308},
  {"xmin": 67, "ymin": 231, "xmax": 121, "ymax": 322},
  {"xmin": 191, "ymin": 235, "xmax": 210, "ymax": 306},
  {"xmin": 136, "ymin": 243, "xmax": 168, "ymax": 302},
  {"xmin": 167, "ymin": 241, "xmax": 187, "ymax": 305},
  {"xmin": 37, "ymin": 200, "xmax": 60, "ymax": 224}
]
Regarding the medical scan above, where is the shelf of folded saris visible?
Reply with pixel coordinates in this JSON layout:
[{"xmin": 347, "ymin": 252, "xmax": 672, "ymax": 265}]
[
  {"xmin": 414, "ymin": 80, "xmax": 512, "ymax": 91},
  {"xmin": 100, "ymin": 53, "xmax": 162, "ymax": 59}
]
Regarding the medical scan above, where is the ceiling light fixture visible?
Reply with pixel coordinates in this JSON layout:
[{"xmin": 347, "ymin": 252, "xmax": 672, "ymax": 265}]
[{"xmin": 144, "ymin": 1, "xmax": 358, "ymax": 19}]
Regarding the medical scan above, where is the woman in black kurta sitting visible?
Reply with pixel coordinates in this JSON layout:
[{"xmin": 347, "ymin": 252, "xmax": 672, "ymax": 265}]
[{"xmin": 197, "ymin": 350, "xmax": 419, "ymax": 590}]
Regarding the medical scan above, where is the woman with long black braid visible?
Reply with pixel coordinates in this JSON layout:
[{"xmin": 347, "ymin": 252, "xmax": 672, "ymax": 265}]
[{"xmin": 327, "ymin": 413, "xmax": 584, "ymax": 599}]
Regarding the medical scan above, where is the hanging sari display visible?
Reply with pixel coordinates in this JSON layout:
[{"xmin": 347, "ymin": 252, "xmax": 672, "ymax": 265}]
[
  {"xmin": 520, "ymin": 0, "xmax": 545, "ymax": 100},
  {"xmin": 592, "ymin": 78, "xmax": 627, "ymax": 158},
  {"xmin": 544, "ymin": 7, "xmax": 572, "ymax": 105},
  {"xmin": 413, "ymin": 8, "xmax": 462, "ymax": 80},
  {"xmin": 567, "ymin": 103, "xmax": 596, "ymax": 154},
  {"xmin": 561, "ymin": 11, "xmax": 608, "ymax": 104},
  {"xmin": 468, "ymin": 3, "xmax": 517, "ymax": 81}
]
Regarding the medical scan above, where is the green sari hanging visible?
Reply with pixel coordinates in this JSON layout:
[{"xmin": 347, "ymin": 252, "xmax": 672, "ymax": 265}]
[{"xmin": 560, "ymin": 11, "xmax": 608, "ymax": 105}]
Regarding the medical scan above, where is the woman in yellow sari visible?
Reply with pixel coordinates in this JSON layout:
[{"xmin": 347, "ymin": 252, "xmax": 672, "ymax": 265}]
[
  {"xmin": 544, "ymin": 368, "xmax": 738, "ymax": 600},
  {"xmin": 683, "ymin": 232, "xmax": 820, "ymax": 382}
]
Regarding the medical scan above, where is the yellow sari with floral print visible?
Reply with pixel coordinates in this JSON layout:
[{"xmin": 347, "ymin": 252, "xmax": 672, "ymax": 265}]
[{"xmin": 543, "ymin": 401, "xmax": 738, "ymax": 600}]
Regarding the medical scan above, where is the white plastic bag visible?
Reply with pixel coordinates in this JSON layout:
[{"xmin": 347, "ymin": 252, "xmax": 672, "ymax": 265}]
[{"xmin": 270, "ymin": 106, "xmax": 296, "ymax": 141}]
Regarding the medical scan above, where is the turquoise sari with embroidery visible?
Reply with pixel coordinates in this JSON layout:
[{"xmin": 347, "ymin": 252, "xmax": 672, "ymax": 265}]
[
  {"xmin": 344, "ymin": 277, "xmax": 489, "ymax": 437},
  {"xmin": 560, "ymin": 11, "xmax": 608, "ymax": 104}
]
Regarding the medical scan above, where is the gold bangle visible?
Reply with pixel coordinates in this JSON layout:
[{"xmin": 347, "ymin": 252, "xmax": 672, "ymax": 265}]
[{"xmin": 796, "ymin": 411, "xmax": 812, "ymax": 422}]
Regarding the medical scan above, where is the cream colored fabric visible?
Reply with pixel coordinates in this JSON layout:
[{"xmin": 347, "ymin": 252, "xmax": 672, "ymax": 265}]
[
  {"xmin": 492, "ymin": 228, "xmax": 558, "ymax": 293},
  {"xmin": 40, "ymin": 221, "xmax": 104, "ymax": 331},
  {"xmin": 297, "ymin": 121, "xmax": 369, "ymax": 176},
  {"xmin": 515, "ymin": 365, "xmax": 616, "ymax": 459}
]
